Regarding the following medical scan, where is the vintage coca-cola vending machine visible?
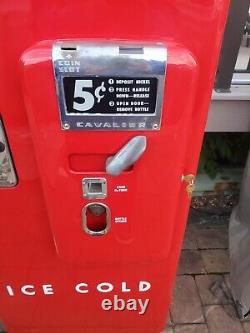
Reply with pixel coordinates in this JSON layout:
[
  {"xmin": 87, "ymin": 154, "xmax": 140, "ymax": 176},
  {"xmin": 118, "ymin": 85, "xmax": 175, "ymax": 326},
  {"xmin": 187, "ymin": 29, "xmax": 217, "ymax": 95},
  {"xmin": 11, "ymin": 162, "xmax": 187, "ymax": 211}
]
[{"xmin": 0, "ymin": 1, "xmax": 229, "ymax": 332}]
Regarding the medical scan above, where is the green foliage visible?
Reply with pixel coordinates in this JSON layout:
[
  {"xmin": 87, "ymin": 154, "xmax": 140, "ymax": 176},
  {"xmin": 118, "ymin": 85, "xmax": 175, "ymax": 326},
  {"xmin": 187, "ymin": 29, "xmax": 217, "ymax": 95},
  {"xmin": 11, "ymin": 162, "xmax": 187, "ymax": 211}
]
[{"xmin": 198, "ymin": 133, "xmax": 250, "ymax": 179}]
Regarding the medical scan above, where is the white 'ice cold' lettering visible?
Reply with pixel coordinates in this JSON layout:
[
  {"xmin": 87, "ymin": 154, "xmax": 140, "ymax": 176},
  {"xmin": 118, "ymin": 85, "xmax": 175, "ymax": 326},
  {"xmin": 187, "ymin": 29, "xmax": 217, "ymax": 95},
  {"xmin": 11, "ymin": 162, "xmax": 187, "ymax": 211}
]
[{"xmin": 5, "ymin": 281, "xmax": 151, "ymax": 296}]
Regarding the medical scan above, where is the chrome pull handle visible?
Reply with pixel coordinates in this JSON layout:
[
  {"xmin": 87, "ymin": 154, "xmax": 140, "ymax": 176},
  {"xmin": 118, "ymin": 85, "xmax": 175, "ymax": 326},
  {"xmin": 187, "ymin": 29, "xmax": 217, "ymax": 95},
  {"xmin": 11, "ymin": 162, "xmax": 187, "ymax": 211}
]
[{"xmin": 106, "ymin": 136, "xmax": 147, "ymax": 176}]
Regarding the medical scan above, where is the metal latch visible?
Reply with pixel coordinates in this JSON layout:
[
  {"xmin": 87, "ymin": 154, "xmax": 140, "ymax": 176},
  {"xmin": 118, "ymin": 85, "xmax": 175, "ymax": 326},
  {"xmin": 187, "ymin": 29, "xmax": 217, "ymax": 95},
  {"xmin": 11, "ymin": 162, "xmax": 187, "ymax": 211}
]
[
  {"xmin": 182, "ymin": 174, "xmax": 195, "ymax": 198},
  {"xmin": 0, "ymin": 119, "xmax": 17, "ymax": 187}
]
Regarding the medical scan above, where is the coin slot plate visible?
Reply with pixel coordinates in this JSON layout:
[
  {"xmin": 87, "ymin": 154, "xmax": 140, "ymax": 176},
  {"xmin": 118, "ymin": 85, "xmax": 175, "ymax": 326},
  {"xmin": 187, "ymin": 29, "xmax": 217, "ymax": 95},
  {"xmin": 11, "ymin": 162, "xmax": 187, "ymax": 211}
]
[
  {"xmin": 53, "ymin": 40, "xmax": 167, "ymax": 131},
  {"xmin": 82, "ymin": 178, "xmax": 107, "ymax": 199}
]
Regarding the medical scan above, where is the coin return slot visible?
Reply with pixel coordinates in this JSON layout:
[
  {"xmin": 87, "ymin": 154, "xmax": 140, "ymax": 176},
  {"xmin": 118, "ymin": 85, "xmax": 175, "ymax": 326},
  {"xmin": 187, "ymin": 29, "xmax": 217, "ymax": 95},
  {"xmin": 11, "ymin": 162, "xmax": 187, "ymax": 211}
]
[
  {"xmin": 82, "ymin": 203, "xmax": 111, "ymax": 236},
  {"xmin": 82, "ymin": 178, "xmax": 107, "ymax": 199},
  {"xmin": 89, "ymin": 182, "xmax": 102, "ymax": 193}
]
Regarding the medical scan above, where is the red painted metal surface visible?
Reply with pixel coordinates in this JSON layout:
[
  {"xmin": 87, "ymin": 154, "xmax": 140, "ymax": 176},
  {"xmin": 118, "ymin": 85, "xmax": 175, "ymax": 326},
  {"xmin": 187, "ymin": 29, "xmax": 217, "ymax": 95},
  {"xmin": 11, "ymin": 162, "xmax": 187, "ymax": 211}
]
[{"xmin": 0, "ymin": 1, "xmax": 229, "ymax": 332}]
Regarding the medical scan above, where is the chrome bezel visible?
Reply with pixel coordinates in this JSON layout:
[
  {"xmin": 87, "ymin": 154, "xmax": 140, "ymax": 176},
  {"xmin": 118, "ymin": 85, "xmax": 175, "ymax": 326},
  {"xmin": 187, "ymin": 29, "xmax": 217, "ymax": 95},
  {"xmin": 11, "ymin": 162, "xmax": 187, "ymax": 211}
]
[
  {"xmin": 81, "ymin": 202, "xmax": 111, "ymax": 236},
  {"xmin": 52, "ymin": 40, "xmax": 167, "ymax": 131},
  {"xmin": 82, "ymin": 177, "xmax": 107, "ymax": 199}
]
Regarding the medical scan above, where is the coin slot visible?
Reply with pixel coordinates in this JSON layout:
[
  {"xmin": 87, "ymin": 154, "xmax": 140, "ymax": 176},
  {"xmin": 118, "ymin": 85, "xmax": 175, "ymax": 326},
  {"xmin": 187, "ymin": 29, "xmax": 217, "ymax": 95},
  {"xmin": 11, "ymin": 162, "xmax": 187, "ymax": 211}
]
[
  {"xmin": 82, "ymin": 178, "xmax": 107, "ymax": 199},
  {"xmin": 119, "ymin": 46, "xmax": 144, "ymax": 54},
  {"xmin": 82, "ymin": 203, "xmax": 111, "ymax": 236},
  {"xmin": 61, "ymin": 47, "xmax": 77, "ymax": 51}
]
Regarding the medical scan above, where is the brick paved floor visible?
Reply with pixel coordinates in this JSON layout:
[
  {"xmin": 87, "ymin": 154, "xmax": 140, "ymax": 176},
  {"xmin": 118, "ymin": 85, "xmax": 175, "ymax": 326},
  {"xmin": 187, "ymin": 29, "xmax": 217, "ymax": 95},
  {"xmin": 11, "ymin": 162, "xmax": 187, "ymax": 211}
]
[{"xmin": 167, "ymin": 220, "xmax": 250, "ymax": 333}]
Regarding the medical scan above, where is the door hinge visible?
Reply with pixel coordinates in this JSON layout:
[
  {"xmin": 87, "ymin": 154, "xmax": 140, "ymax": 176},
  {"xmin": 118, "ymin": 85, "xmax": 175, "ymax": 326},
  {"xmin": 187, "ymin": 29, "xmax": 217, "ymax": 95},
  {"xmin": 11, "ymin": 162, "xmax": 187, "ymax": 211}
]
[{"xmin": 182, "ymin": 174, "xmax": 195, "ymax": 198}]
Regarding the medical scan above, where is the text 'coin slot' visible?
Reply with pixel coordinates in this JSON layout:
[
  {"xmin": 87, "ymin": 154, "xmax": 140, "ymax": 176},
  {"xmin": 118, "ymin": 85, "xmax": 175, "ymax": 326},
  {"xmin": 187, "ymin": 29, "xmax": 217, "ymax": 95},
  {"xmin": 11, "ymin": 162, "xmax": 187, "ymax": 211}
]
[{"xmin": 82, "ymin": 203, "xmax": 111, "ymax": 236}]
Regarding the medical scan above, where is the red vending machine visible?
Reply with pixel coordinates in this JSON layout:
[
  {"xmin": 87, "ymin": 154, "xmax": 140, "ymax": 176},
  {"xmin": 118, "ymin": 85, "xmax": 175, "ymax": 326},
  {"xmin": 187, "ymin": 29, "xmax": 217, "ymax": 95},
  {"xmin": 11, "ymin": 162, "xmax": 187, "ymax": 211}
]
[{"xmin": 0, "ymin": 1, "xmax": 229, "ymax": 332}]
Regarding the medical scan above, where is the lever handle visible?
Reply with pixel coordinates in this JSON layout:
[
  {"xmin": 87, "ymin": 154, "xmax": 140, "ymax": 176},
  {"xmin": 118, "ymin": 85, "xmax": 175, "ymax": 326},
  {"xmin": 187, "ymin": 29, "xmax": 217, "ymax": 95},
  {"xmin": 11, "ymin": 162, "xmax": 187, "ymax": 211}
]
[{"xmin": 106, "ymin": 136, "xmax": 147, "ymax": 176}]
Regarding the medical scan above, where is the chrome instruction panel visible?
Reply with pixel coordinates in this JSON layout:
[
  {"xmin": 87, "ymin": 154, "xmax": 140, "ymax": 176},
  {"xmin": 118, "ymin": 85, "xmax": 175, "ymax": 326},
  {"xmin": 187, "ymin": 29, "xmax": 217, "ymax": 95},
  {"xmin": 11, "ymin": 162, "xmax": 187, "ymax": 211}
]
[{"xmin": 53, "ymin": 41, "xmax": 167, "ymax": 131}]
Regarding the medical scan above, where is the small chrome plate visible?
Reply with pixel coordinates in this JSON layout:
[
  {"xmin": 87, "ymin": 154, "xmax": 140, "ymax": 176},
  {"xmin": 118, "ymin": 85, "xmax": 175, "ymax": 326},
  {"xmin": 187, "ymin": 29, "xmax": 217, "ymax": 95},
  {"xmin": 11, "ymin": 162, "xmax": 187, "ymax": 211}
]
[
  {"xmin": 0, "ymin": 119, "xmax": 17, "ymax": 187},
  {"xmin": 53, "ymin": 40, "xmax": 167, "ymax": 131},
  {"xmin": 82, "ymin": 178, "xmax": 107, "ymax": 199}
]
